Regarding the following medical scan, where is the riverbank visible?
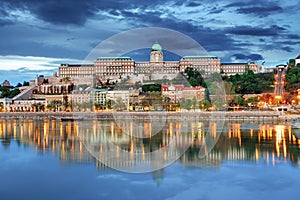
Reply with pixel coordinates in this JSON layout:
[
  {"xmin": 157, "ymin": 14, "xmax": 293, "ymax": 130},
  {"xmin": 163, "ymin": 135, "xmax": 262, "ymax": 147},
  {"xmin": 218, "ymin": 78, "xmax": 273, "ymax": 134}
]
[{"xmin": 0, "ymin": 111, "xmax": 298, "ymax": 122}]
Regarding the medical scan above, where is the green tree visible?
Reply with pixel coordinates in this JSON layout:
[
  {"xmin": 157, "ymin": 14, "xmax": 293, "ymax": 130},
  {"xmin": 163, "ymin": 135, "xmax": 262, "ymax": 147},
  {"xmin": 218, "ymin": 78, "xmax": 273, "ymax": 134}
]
[
  {"xmin": 8, "ymin": 89, "xmax": 20, "ymax": 98},
  {"xmin": 142, "ymin": 84, "xmax": 161, "ymax": 92},
  {"xmin": 0, "ymin": 86, "xmax": 9, "ymax": 98},
  {"xmin": 191, "ymin": 97, "xmax": 197, "ymax": 111},
  {"xmin": 15, "ymin": 82, "xmax": 22, "ymax": 87},
  {"xmin": 32, "ymin": 102, "xmax": 45, "ymax": 112},
  {"xmin": 199, "ymin": 100, "xmax": 211, "ymax": 110},
  {"xmin": 181, "ymin": 99, "xmax": 192, "ymax": 110},
  {"xmin": 289, "ymin": 59, "xmax": 295, "ymax": 68},
  {"xmin": 227, "ymin": 70, "xmax": 274, "ymax": 94},
  {"xmin": 286, "ymin": 64, "xmax": 300, "ymax": 92},
  {"xmin": 184, "ymin": 67, "xmax": 206, "ymax": 87},
  {"xmin": 23, "ymin": 81, "xmax": 30, "ymax": 86}
]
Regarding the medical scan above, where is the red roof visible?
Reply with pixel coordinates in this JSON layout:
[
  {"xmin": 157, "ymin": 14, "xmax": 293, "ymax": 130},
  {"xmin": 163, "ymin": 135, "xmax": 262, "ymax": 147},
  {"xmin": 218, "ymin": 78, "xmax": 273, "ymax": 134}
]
[
  {"xmin": 161, "ymin": 84, "xmax": 204, "ymax": 91},
  {"xmin": 296, "ymin": 55, "xmax": 300, "ymax": 59},
  {"xmin": 183, "ymin": 86, "xmax": 205, "ymax": 91}
]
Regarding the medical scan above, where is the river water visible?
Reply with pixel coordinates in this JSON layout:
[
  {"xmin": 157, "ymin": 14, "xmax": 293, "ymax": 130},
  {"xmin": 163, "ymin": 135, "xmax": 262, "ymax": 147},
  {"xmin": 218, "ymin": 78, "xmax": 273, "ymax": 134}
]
[{"xmin": 0, "ymin": 118, "xmax": 300, "ymax": 200}]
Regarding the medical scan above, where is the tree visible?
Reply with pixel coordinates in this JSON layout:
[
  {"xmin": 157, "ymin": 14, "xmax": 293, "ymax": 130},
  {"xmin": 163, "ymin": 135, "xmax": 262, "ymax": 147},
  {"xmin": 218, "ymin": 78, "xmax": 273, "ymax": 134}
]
[
  {"xmin": 199, "ymin": 100, "xmax": 211, "ymax": 110},
  {"xmin": 8, "ymin": 89, "xmax": 20, "ymax": 98},
  {"xmin": 227, "ymin": 70, "xmax": 274, "ymax": 94},
  {"xmin": 15, "ymin": 83, "xmax": 22, "ymax": 87},
  {"xmin": 289, "ymin": 59, "xmax": 295, "ymax": 68},
  {"xmin": 60, "ymin": 77, "xmax": 71, "ymax": 84},
  {"xmin": 142, "ymin": 84, "xmax": 161, "ymax": 92},
  {"xmin": 286, "ymin": 64, "xmax": 300, "ymax": 93},
  {"xmin": 184, "ymin": 67, "xmax": 206, "ymax": 87},
  {"xmin": 188, "ymin": 77, "xmax": 198, "ymax": 87},
  {"xmin": 32, "ymin": 102, "xmax": 45, "ymax": 112},
  {"xmin": 181, "ymin": 99, "xmax": 192, "ymax": 110},
  {"xmin": 23, "ymin": 81, "xmax": 30, "ymax": 86},
  {"xmin": 191, "ymin": 97, "xmax": 197, "ymax": 111},
  {"xmin": 0, "ymin": 86, "xmax": 9, "ymax": 98}
]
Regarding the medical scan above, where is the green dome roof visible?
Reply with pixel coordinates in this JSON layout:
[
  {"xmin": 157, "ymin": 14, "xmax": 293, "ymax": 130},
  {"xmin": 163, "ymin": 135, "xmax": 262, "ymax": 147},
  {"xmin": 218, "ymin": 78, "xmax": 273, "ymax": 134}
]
[{"xmin": 152, "ymin": 43, "xmax": 162, "ymax": 52}]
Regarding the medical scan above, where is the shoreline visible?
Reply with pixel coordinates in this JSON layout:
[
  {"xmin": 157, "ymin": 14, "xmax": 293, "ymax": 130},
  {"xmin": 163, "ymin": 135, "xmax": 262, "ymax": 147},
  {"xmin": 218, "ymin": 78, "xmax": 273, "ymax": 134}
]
[{"xmin": 0, "ymin": 111, "xmax": 297, "ymax": 122}]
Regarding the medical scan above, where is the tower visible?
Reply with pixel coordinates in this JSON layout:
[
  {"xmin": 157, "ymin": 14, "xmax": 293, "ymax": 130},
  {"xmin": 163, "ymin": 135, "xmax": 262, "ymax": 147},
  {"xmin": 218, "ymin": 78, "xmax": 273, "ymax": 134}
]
[{"xmin": 150, "ymin": 43, "xmax": 163, "ymax": 63}]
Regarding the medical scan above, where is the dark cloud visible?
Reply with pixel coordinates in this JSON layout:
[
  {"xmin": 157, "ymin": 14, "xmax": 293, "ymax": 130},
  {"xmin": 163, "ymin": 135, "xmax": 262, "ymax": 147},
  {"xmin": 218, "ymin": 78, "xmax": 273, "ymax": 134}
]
[
  {"xmin": 281, "ymin": 46, "xmax": 294, "ymax": 52},
  {"xmin": 285, "ymin": 34, "xmax": 300, "ymax": 40},
  {"xmin": 225, "ymin": 2, "xmax": 248, "ymax": 7},
  {"xmin": 0, "ymin": 0, "xmax": 298, "ymax": 66},
  {"xmin": 0, "ymin": 5, "xmax": 14, "ymax": 26},
  {"xmin": 118, "ymin": 9, "xmax": 238, "ymax": 52},
  {"xmin": 208, "ymin": 6, "xmax": 224, "ymax": 14},
  {"xmin": 186, "ymin": 2, "xmax": 202, "ymax": 7},
  {"xmin": 232, "ymin": 53, "xmax": 264, "ymax": 61},
  {"xmin": 226, "ymin": 0, "xmax": 283, "ymax": 17},
  {"xmin": 237, "ymin": 6, "xmax": 283, "ymax": 17},
  {"xmin": 226, "ymin": 25, "xmax": 286, "ymax": 36},
  {"xmin": 1, "ymin": 0, "xmax": 127, "ymax": 25},
  {"xmin": 32, "ymin": 2, "xmax": 95, "ymax": 25}
]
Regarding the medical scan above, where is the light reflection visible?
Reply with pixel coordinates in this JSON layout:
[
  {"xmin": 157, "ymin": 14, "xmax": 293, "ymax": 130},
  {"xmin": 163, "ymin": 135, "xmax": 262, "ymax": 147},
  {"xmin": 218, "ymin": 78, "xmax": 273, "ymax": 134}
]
[{"xmin": 1, "ymin": 119, "xmax": 300, "ymax": 170}]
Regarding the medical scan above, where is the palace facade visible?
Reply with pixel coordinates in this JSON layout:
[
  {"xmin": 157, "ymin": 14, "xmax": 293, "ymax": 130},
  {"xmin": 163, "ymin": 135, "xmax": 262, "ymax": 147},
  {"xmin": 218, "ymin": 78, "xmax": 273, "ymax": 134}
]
[{"xmin": 59, "ymin": 43, "xmax": 256, "ymax": 81}]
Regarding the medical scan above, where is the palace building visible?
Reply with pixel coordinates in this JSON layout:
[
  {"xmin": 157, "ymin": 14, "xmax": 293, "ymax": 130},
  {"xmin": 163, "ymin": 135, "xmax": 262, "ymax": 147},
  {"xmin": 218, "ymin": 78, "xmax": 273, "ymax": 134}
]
[
  {"xmin": 220, "ymin": 62, "xmax": 259, "ymax": 75},
  {"xmin": 58, "ymin": 43, "xmax": 259, "ymax": 82}
]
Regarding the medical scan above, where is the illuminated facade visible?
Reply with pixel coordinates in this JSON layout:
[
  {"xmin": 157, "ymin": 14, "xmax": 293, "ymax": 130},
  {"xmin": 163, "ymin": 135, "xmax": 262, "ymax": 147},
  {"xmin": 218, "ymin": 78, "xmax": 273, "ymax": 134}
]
[
  {"xmin": 220, "ymin": 62, "xmax": 259, "ymax": 75},
  {"xmin": 58, "ymin": 43, "xmax": 224, "ymax": 81},
  {"xmin": 59, "ymin": 64, "xmax": 94, "ymax": 78},
  {"xmin": 94, "ymin": 57, "xmax": 135, "ymax": 79},
  {"xmin": 180, "ymin": 56, "xmax": 221, "ymax": 74},
  {"xmin": 161, "ymin": 84, "xmax": 205, "ymax": 103}
]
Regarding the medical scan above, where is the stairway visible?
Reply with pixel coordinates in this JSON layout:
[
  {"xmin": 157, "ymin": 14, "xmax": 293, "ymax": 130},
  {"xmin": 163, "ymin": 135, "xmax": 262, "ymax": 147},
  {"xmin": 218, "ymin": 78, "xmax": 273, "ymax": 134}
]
[{"xmin": 13, "ymin": 85, "xmax": 37, "ymax": 100}]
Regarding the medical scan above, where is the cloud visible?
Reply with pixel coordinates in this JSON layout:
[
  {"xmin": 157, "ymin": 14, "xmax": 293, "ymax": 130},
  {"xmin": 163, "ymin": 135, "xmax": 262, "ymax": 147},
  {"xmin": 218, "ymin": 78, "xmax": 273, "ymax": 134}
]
[
  {"xmin": 236, "ymin": 6, "xmax": 283, "ymax": 17},
  {"xmin": 1, "ymin": 0, "xmax": 127, "ymax": 25},
  {"xmin": 0, "ymin": 55, "xmax": 82, "ymax": 71},
  {"xmin": 118, "ymin": 10, "xmax": 238, "ymax": 52},
  {"xmin": 0, "ymin": 6, "xmax": 14, "ymax": 26},
  {"xmin": 32, "ymin": 2, "xmax": 95, "ymax": 25},
  {"xmin": 285, "ymin": 34, "xmax": 300, "ymax": 40},
  {"xmin": 0, "ymin": 0, "xmax": 299, "ymax": 70},
  {"xmin": 0, "ymin": 55, "xmax": 83, "ymax": 85},
  {"xmin": 281, "ymin": 46, "xmax": 294, "ymax": 52},
  {"xmin": 231, "ymin": 53, "xmax": 264, "ymax": 61},
  {"xmin": 226, "ymin": 25, "xmax": 286, "ymax": 37},
  {"xmin": 225, "ymin": 0, "xmax": 283, "ymax": 17},
  {"xmin": 186, "ymin": 2, "xmax": 202, "ymax": 7}
]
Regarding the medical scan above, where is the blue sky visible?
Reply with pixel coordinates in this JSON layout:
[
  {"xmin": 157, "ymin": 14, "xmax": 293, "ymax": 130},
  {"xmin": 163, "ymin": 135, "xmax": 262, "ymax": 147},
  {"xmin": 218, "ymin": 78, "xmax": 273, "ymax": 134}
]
[{"xmin": 0, "ymin": 0, "xmax": 300, "ymax": 85}]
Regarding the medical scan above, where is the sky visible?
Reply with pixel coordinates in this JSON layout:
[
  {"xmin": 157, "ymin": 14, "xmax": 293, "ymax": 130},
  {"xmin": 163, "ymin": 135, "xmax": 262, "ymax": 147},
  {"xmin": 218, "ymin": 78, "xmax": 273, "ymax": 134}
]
[{"xmin": 0, "ymin": 0, "xmax": 300, "ymax": 85}]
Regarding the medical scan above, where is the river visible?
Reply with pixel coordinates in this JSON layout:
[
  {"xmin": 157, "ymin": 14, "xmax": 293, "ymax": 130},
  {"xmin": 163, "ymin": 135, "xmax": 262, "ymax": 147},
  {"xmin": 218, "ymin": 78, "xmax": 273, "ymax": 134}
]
[{"xmin": 0, "ymin": 118, "xmax": 300, "ymax": 200}]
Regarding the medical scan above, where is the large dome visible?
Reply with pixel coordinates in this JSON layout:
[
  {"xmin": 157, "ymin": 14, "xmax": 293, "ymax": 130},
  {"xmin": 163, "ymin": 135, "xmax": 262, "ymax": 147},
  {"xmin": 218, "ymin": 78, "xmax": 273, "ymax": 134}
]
[{"xmin": 152, "ymin": 43, "xmax": 162, "ymax": 52}]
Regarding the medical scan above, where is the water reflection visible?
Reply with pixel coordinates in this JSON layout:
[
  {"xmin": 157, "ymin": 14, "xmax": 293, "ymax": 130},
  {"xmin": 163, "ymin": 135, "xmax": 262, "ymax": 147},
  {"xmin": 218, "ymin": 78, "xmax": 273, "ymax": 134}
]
[{"xmin": 1, "ymin": 119, "xmax": 300, "ymax": 171}]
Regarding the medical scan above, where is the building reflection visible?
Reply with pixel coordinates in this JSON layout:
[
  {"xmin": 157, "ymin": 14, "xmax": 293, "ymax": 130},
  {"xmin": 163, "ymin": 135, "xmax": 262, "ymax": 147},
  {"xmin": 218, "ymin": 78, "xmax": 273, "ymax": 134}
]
[{"xmin": 1, "ymin": 119, "xmax": 300, "ymax": 173}]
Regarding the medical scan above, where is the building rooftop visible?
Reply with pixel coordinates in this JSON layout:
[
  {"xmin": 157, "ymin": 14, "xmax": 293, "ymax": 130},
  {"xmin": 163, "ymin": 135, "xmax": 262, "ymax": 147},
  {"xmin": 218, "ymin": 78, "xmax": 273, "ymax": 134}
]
[
  {"xmin": 96, "ymin": 57, "xmax": 133, "ymax": 61},
  {"xmin": 152, "ymin": 43, "xmax": 162, "ymax": 52},
  {"xmin": 60, "ymin": 64, "xmax": 94, "ymax": 67},
  {"xmin": 181, "ymin": 56, "xmax": 219, "ymax": 60},
  {"xmin": 296, "ymin": 55, "xmax": 300, "ymax": 59},
  {"xmin": 2, "ymin": 80, "xmax": 11, "ymax": 87},
  {"xmin": 221, "ymin": 63, "xmax": 248, "ymax": 65}
]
